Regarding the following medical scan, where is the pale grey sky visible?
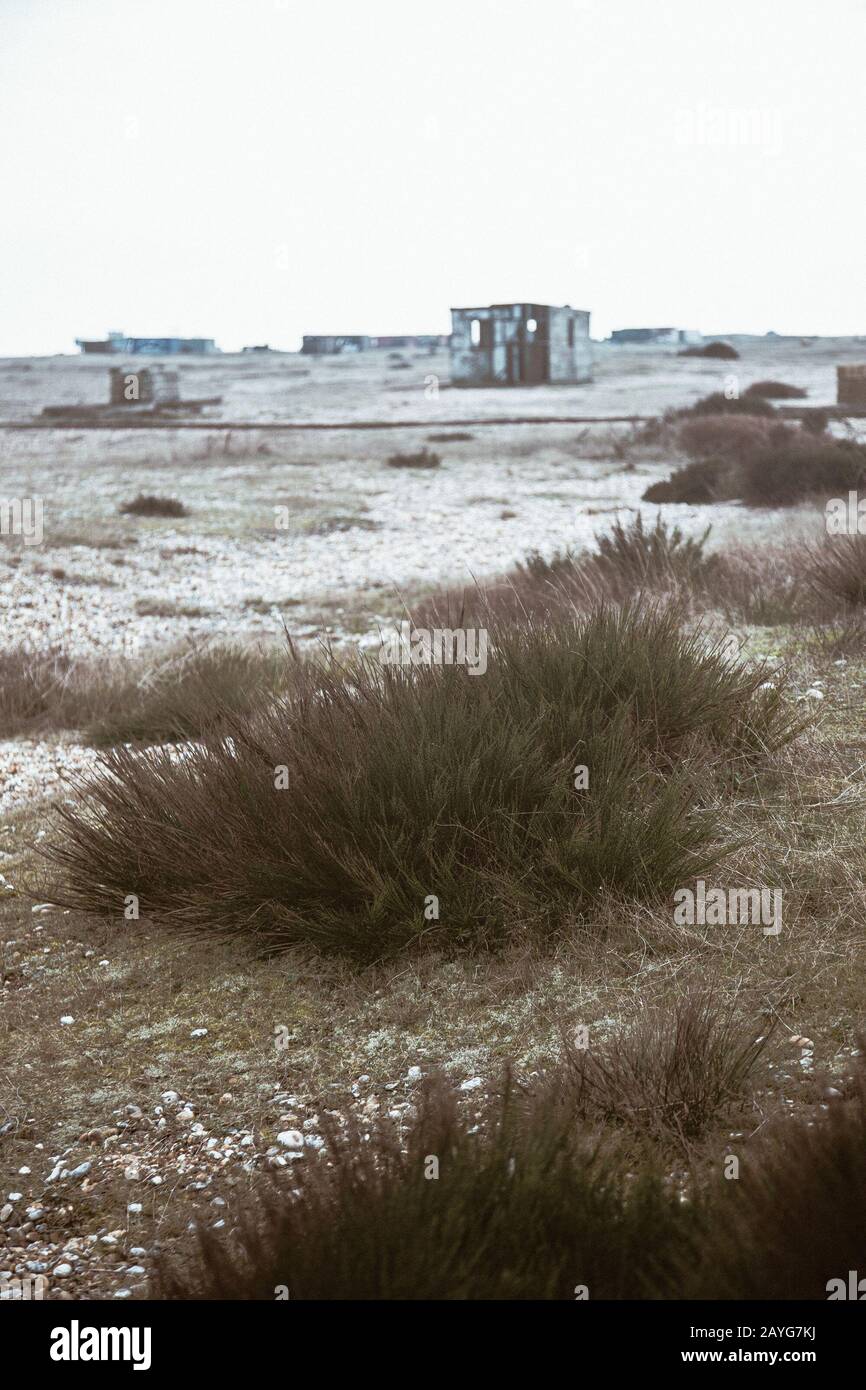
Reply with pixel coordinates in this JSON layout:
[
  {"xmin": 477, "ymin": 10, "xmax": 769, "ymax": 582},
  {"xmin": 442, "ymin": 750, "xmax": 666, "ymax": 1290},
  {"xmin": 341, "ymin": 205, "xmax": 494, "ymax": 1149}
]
[{"xmin": 1, "ymin": 0, "xmax": 864, "ymax": 354}]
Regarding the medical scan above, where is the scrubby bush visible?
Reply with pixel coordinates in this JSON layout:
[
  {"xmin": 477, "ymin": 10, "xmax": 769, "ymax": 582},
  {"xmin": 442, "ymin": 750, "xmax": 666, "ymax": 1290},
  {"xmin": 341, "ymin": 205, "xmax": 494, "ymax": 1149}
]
[
  {"xmin": 564, "ymin": 990, "xmax": 773, "ymax": 1142},
  {"xmin": 0, "ymin": 644, "xmax": 289, "ymax": 743},
  {"xmin": 744, "ymin": 379, "xmax": 807, "ymax": 400},
  {"xmin": 676, "ymin": 413, "xmax": 774, "ymax": 462},
  {"xmin": 45, "ymin": 603, "xmax": 796, "ymax": 958},
  {"xmin": 802, "ymin": 533, "xmax": 866, "ymax": 606},
  {"xmin": 119, "ymin": 494, "xmax": 189, "ymax": 517},
  {"xmin": 88, "ymin": 645, "xmax": 291, "ymax": 746},
  {"xmin": 386, "ymin": 448, "xmax": 441, "ymax": 469},
  {"xmin": 584, "ymin": 514, "xmax": 718, "ymax": 595},
  {"xmin": 682, "ymin": 391, "xmax": 775, "ymax": 418},
  {"xmin": 157, "ymin": 1053, "xmax": 866, "ymax": 1301},
  {"xmin": 678, "ymin": 341, "xmax": 739, "ymax": 360},
  {"xmin": 646, "ymin": 425, "xmax": 866, "ymax": 508},
  {"xmin": 739, "ymin": 435, "xmax": 866, "ymax": 506},
  {"xmin": 156, "ymin": 1070, "xmax": 699, "ymax": 1300},
  {"xmin": 643, "ymin": 457, "xmax": 734, "ymax": 504},
  {"xmin": 689, "ymin": 1060, "xmax": 866, "ymax": 1299}
]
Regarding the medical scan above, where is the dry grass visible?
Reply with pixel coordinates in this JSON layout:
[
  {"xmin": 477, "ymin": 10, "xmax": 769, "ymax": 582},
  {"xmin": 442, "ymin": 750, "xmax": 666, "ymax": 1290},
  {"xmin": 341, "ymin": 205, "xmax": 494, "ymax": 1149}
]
[
  {"xmin": 563, "ymin": 988, "xmax": 775, "ymax": 1142},
  {"xmin": 744, "ymin": 379, "xmax": 807, "ymax": 400},
  {"xmin": 0, "ymin": 642, "xmax": 292, "ymax": 743},
  {"xmin": 119, "ymin": 494, "xmax": 190, "ymax": 518},
  {"xmin": 385, "ymin": 448, "xmax": 441, "ymax": 469},
  {"xmin": 44, "ymin": 601, "xmax": 797, "ymax": 958}
]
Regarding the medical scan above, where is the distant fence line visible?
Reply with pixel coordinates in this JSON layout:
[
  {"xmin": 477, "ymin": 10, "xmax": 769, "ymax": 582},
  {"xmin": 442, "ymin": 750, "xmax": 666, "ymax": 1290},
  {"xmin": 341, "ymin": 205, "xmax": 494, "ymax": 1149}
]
[{"xmin": 0, "ymin": 415, "xmax": 655, "ymax": 432}]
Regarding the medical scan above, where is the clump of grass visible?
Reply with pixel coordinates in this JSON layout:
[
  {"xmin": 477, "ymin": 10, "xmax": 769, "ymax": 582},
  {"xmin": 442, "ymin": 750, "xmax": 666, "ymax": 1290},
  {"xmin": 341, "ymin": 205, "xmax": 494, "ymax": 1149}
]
[
  {"xmin": 564, "ymin": 989, "xmax": 774, "ymax": 1142},
  {"xmin": 676, "ymin": 413, "xmax": 774, "ymax": 462},
  {"xmin": 427, "ymin": 432, "xmax": 473, "ymax": 442},
  {"xmin": 739, "ymin": 436, "xmax": 866, "ymax": 506},
  {"xmin": 690, "ymin": 1057, "xmax": 866, "ymax": 1299},
  {"xmin": 645, "ymin": 425, "xmax": 866, "ymax": 508},
  {"xmin": 87, "ymin": 645, "xmax": 292, "ymax": 746},
  {"xmin": 589, "ymin": 514, "xmax": 718, "ymax": 594},
  {"xmin": 678, "ymin": 341, "xmax": 739, "ymax": 360},
  {"xmin": 158, "ymin": 1053, "xmax": 866, "ymax": 1300},
  {"xmin": 44, "ymin": 602, "xmax": 797, "ymax": 958},
  {"xmin": 0, "ymin": 644, "xmax": 290, "ymax": 743},
  {"xmin": 119, "ymin": 494, "xmax": 189, "ymax": 518},
  {"xmin": 419, "ymin": 514, "xmax": 808, "ymax": 628},
  {"xmin": 386, "ymin": 448, "xmax": 441, "ymax": 470},
  {"xmin": 156, "ymin": 1070, "xmax": 698, "ymax": 1300},
  {"xmin": 0, "ymin": 648, "xmax": 82, "ymax": 734},
  {"xmin": 744, "ymin": 379, "xmax": 807, "ymax": 400},
  {"xmin": 520, "ymin": 516, "xmax": 719, "ymax": 604},
  {"xmin": 801, "ymin": 533, "xmax": 866, "ymax": 606},
  {"xmin": 643, "ymin": 457, "xmax": 733, "ymax": 504},
  {"xmin": 681, "ymin": 391, "xmax": 776, "ymax": 418},
  {"xmin": 134, "ymin": 600, "xmax": 210, "ymax": 619}
]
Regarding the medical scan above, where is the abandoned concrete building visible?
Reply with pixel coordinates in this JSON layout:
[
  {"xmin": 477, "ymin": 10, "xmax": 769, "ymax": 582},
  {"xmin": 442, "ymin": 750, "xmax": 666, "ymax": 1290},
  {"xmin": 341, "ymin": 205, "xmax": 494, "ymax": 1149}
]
[
  {"xmin": 610, "ymin": 327, "xmax": 703, "ymax": 347},
  {"xmin": 76, "ymin": 331, "xmax": 218, "ymax": 355},
  {"xmin": 449, "ymin": 304, "xmax": 592, "ymax": 386},
  {"xmin": 837, "ymin": 365, "xmax": 866, "ymax": 406}
]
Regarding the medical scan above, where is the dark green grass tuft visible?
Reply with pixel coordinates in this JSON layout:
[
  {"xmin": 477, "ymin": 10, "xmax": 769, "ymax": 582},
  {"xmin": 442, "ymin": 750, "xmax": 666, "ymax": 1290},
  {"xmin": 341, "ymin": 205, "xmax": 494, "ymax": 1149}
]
[
  {"xmin": 155, "ymin": 1070, "xmax": 700, "ymax": 1300},
  {"xmin": 0, "ymin": 644, "xmax": 291, "ymax": 744},
  {"xmin": 386, "ymin": 448, "xmax": 441, "ymax": 469},
  {"xmin": 44, "ymin": 603, "xmax": 796, "ymax": 958},
  {"xmin": 564, "ymin": 988, "xmax": 774, "ymax": 1142},
  {"xmin": 744, "ymin": 379, "xmax": 807, "ymax": 400},
  {"xmin": 119, "ymin": 494, "xmax": 189, "ymax": 517},
  {"xmin": 155, "ymin": 1052, "xmax": 866, "ymax": 1300}
]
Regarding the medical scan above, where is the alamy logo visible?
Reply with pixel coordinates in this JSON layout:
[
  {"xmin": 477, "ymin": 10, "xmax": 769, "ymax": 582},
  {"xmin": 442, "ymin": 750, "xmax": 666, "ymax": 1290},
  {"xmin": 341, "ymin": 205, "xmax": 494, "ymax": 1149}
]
[
  {"xmin": 1, "ymin": 1274, "xmax": 47, "ymax": 1300},
  {"xmin": 49, "ymin": 1320, "xmax": 152, "ymax": 1371},
  {"xmin": 825, "ymin": 491, "xmax": 866, "ymax": 535},
  {"xmin": 827, "ymin": 1271, "xmax": 866, "ymax": 1300},
  {"xmin": 378, "ymin": 620, "xmax": 488, "ymax": 675},
  {"xmin": 0, "ymin": 496, "xmax": 43, "ymax": 546},
  {"xmin": 673, "ymin": 880, "xmax": 782, "ymax": 935},
  {"xmin": 674, "ymin": 104, "xmax": 782, "ymax": 152}
]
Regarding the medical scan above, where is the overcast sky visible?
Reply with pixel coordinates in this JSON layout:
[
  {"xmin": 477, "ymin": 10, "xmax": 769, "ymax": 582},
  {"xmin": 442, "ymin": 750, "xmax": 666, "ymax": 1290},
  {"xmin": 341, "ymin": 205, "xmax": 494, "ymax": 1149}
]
[{"xmin": 1, "ymin": 0, "xmax": 864, "ymax": 355}]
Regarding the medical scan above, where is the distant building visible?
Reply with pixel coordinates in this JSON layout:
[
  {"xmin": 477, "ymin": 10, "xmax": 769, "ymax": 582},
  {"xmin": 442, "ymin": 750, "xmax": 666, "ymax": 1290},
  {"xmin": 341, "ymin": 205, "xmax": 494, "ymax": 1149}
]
[
  {"xmin": 301, "ymin": 335, "xmax": 372, "ymax": 355},
  {"xmin": 300, "ymin": 333, "xmax": 449, "ymax": 355},
  {"xmin": 374, "ymin": 335, "xmax": 450, "ymax": 350},
  {"xmin": 450, "ymin": 303, "xmax": 592, "ymax": 386},
  {"xmin": 837, "ymin": 365, "xmax": 866, "ymax": 406},
  {"xmin": 610, "ymin": 327, "xmax": 702, "ymax": 346},
  {"xmin": 76, "ymin": 331, "xmax": 219, "ymax": 355}
]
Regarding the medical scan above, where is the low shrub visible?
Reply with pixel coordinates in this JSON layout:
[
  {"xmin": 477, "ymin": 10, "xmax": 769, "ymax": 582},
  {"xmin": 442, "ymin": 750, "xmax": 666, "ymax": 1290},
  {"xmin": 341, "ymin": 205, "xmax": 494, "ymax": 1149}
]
[
  {"xmin": 45, "ymin": 603, "xmax": 796, "ymax": 958},
  {"xmin": 801, "ymin": 533, "xmax": 866, "ymax": 606},
  {"xmin": 564, "ymin": 990, "xmax": 773, "ymax": 1142},
  {"xmin": 119, "ymin": 494, "xmax": 189, "ymax": 518},
  {"xmin": 690, "ymin": 1059, "xmax": 866, "ymax": 1299},
  {"xmin": 643, "ymin": 457, "xmax": 734, "ymax": 504},
  {"xmin": 0, "ymin": 644, "xmax": 290, "ymax": 743},
  {"xmin": 682, "ymin": 391, "xmax": 776, "ymax": 418},
  {"xmin": 676, "ymin": 413, "xmax": 774, "ymax": 462},
  {"xmin": 646, "ymin": 426, "xmax": 866, "ymax": 508},
  {"xmin": 678, "ymin": 341, "xmax": 739, "ymax": 360},
  {"xmin": 156, "ymin": 1070, "xmax": 699, "ymax": 1300},
  {"xmin": 744, "ymin": 379, "xmax": 807, "ymax": 400},
  {"xmin": 386, "ymin": 448, "xmax": 441, "ymax": 469},
  {"xmin": 739, "ymin": 435, "xmax": 866, "ymax": 506}
]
